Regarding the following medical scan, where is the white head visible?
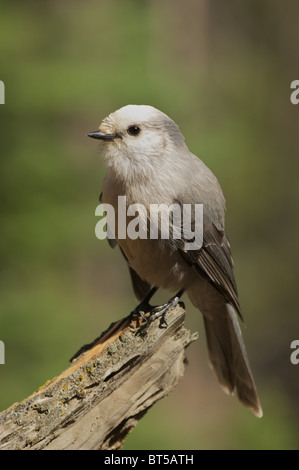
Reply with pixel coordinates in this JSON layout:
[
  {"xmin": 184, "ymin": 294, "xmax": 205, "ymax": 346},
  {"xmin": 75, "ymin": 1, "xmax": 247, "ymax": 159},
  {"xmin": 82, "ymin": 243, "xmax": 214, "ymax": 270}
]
[{"xmin": 88, "ymin": 105, "xmax": 189, "ymax": 182}]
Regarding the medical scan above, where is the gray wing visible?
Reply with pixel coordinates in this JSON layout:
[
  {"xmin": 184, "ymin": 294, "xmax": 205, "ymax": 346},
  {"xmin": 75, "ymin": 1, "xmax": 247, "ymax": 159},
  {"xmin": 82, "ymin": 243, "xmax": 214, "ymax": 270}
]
[
  {"xmin": 173, "ymin": 196, "xmax": 242, "ymax": 320},
  {"xmin": 99, "ymin": 192, "xmax": 151, "ymax": 301}
]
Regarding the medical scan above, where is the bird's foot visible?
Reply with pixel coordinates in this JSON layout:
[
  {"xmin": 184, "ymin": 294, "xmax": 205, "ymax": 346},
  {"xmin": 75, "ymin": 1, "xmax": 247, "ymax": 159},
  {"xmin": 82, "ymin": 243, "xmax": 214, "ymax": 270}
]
[
  {"xmin": 130, "ymin": 288, "xmax": 185, "ymax": 331},
  {"xmin": 130, "ymin": 302, "xmax": 153, "ymax": 328},
  {"xmin": 146, "ymin": 293, "xmax": 184, "ymax": 328}
]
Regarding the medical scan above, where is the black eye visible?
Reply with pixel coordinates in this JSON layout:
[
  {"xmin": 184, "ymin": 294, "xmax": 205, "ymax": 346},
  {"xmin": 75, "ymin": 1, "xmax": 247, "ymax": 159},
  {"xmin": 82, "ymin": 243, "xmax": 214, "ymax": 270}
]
[{"xmin": 127, "ymin": 125, "xmax": 141, "ymax": 136}]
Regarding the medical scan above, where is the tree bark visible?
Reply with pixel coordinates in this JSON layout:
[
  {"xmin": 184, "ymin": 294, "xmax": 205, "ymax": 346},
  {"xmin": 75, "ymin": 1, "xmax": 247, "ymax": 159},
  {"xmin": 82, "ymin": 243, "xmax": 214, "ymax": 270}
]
[{"xmin": 0, "ymin": 306, "xmax": 198, "ymax": 450}]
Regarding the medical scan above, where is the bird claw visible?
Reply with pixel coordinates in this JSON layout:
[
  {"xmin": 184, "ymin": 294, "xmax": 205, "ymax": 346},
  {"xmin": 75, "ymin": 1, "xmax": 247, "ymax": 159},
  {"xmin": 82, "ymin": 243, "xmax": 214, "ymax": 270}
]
[
  {"xmin": 138, "ymin": 295, "xmax": 181, "ymax": 330},
  {"xmin": 149, "ymin": 294, "xmax": 182, "ymax": 326},
  {"xmin": 130, "ymin": 289, "xmax": 185, "ymax": 331}
]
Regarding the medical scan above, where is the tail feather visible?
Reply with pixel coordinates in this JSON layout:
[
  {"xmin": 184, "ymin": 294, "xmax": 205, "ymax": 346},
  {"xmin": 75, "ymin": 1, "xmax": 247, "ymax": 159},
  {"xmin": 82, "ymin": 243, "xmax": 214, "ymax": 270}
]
[{"xmin": 203, "ymin": 304, "xmax": 263, "ymax": 418}]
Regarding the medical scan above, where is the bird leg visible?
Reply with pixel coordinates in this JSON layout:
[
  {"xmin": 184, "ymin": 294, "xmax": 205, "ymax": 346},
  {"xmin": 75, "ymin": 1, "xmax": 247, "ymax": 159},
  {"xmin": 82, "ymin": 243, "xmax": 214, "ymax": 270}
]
[
  {"xmin": 131, "ymin": 287, "xmax": 185, "ymax": 329},
  {"xmin": 145, "ymin": 289, "xmax": 185, "ymax": 328},
  {"xmin": 130, "ymin": 286, "xmax": 158, "ymax": 322}
]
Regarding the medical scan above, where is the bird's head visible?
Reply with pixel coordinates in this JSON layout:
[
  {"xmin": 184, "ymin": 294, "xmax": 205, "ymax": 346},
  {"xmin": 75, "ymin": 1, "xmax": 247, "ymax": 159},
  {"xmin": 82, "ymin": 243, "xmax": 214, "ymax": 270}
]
[{"xmin": 88, "ymin": 105, "xmax": 188, "ymax": 180}]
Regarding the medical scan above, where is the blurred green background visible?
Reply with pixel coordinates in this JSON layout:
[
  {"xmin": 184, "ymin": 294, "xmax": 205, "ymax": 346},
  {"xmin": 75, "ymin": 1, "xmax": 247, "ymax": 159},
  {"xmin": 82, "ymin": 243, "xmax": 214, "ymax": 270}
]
[{"xmin": 1, "ymin": 0, "xmax": 299, "ymax": 450}]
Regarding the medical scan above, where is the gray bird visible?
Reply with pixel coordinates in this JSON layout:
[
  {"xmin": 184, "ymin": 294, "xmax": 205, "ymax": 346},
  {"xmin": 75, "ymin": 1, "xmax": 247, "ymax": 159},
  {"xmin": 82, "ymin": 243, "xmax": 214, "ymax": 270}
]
[{"xmin": 88, "ymin": 104, "xmax": 263, "ymax": 418}]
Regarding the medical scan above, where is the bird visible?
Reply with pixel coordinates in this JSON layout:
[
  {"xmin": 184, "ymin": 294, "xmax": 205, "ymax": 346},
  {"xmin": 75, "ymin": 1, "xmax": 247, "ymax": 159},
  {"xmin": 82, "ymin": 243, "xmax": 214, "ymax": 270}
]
[{"xmin": 87, "ymin": 104, "xmax": 263, "ymax": 418}]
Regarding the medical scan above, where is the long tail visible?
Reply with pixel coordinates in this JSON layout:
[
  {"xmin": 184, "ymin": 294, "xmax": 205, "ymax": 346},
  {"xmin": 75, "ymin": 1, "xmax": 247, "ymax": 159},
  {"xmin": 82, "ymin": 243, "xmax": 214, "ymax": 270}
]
[{"xmin": 203, "ymin": 303, "xmax": 262, "ymax": 417}]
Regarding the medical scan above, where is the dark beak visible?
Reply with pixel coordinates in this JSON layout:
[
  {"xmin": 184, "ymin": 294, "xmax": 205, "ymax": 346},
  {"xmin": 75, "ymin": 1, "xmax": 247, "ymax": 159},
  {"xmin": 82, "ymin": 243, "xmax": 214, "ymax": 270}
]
[{"xmin": 87, "ymin": 130, "xmax": 116, "ymax": 141}]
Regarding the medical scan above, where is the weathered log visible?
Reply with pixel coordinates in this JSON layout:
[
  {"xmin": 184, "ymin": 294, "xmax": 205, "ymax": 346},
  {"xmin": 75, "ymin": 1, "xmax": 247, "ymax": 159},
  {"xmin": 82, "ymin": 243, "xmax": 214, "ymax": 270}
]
[{"xmin": 0, "ymin": 306, "xmax": 198, "ymax": 450}]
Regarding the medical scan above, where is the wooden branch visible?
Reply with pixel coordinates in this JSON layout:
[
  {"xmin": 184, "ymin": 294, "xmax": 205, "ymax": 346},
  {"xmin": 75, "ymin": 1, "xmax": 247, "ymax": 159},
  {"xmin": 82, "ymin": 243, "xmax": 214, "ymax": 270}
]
[{"xmin": 0, "ymin": 306, "xmax": 198, "ymax": 450}]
